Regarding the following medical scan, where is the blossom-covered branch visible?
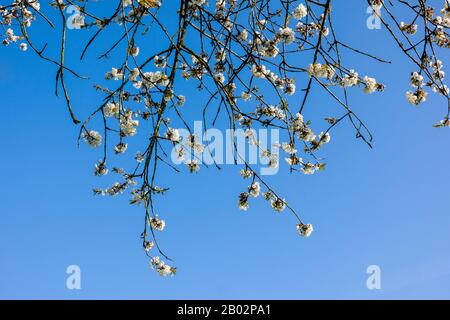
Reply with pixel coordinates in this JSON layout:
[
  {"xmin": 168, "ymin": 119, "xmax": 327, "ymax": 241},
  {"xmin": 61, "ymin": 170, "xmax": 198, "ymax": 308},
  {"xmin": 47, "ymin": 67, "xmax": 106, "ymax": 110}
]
[{"xmin": 1, "ymin": 0, "xmax": 448, "ymax": 276}]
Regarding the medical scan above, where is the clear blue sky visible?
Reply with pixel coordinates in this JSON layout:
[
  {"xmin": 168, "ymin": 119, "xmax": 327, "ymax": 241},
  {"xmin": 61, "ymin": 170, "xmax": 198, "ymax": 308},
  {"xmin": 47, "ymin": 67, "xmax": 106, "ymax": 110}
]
[{"xmin": 1, "ymin": 0, "xmax": 449, "ymax": 299}]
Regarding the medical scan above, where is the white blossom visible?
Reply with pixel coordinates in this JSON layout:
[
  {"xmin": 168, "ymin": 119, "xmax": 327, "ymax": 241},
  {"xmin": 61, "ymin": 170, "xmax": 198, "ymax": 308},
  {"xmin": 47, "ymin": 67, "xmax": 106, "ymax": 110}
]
[
  {"xmin": 164, "ymin": 127, "xmax": 181, "ymax": 142},
  {"xmin": 279, "ymin": 27, "xmax": 295, "ymax": 44},
  {"xmin": 296, "ymin": 223, "xmax": 313, "ymax": 237},
  {"xmin": 270, "ymin": 197, "xmax": 286, "ymax": 212},
  {"xmin": 248, "ymin": 181, "xmax": 261, "ymax": 197},
  {"xmin": 149, "ymin": 216, "xmax": 166, "ymax": 231},
  {"xmin": 185, "ymin": 159, "xmax": 200, "ymax": 173},
  {"xmin": 292, "ymin": 4, "xmax": 308, "ymax": 20},
  {"xmin": 238, "ymin": 192, "xmax": 249, "ymax": 211},
  {"xmin": 251, "ymin": 64, "xmax": 269, "ymax": 78},
  {"xmin": 363, "ymin": 76, "xmax": 378, "ymax": 94},
  {"xmin": 82, "ymin": 130, "xmax": 102, "ymax": 148}
]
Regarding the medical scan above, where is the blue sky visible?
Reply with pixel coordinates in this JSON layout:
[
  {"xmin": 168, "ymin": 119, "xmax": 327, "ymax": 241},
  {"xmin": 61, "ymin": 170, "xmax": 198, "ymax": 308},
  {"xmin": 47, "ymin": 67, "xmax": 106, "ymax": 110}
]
[{"xmin": 1, "ymin": 0, "xmax": 449, "ymax": 299}]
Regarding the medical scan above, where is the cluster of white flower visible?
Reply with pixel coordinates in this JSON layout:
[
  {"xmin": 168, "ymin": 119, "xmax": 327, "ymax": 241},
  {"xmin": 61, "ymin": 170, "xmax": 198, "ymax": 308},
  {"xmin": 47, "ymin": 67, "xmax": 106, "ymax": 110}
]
[
  {"xmin": 82, "ymin": 130, "xmax": 102, "ymax": 148},
  {"xmin": 251, "ymin": 64, "xmax": 269, "ymax": 78},
  {"xmin": 93, "ymin": 178, "xmax": 136, "ymax": 197},
  {"xmin": 215, "ymin": 0, "xmax": 227, "ymax": 18},
  {"xmin": 241, "ymin": 91, "xmax": 251, "ymax": 101},
  {"xmin": 410, "ymin": 72, "xmax": 424, "ymax": 88},
  {"xmin": 296, "ymin": 223, "xmax": 314, "ymax": 237},
  {"xmin": 434, "ymin": 118, "xmax": 450, "ymax": 128},
  {"xmin": 150, "ymin": 256, "xmax": 176, "ymax": 276},
  {"xmin": 311, "ymin": 132, "xmax": 331, "ymax": 150},
  {"xmin": 137, "ymin": 0, "xmax": 161, "ymax": 9},
  {"xmin": 256, "ymin": 104, "xmax": 286, "ymax": 120},
  {"xmin": 149, "ymin": 216, "xmax": 166, "ymax": 231},
  {"xmin": 406, "ymin": 57, "xmax": 448, "ymax": 107},
  {"xmin": 114, "ymin": 142, "xmax": 128, "ymax": 154},
  {"xmin": 185, "ymin": 134, "xmax": 205, "ymax": 153},
  {"xmin": 270, "ymin": 197, "xmax": 286, "ymax": 212},
  {"xmin": 296, "ymin": 21, "xmax": 329, "ymax": 38},
  {"xmin": 238, "ymin": 192, "xmax": 249, "ymax": 211},
  {"xmin": 406, "ymin": 88, "xmax": 428, "ymax": 105},
  {"xmin": 261, "ymin": 148, "xmax": 279, "ymax": 169},
  {"xmin": 1, "ymin": 23, "xmax": 27, "ymax": 50},
  {"xmin": 276, "ymin": 113, "xmax": 327, "ymax": 173},
  {"xmin": 292, "ymin": 3, "xmax": 308, "ymax": 20},
  {"xmin": 406, "ymin": 72, "xmax": 428, "ymax": 106},
  {"xmin": 154, "ymin": 55, "xmax": 167, "ymax": 68},
  {"xmin": 185, "ymin": 159, "xmax": 200, "ymax": 173},
  {"xmin": 369, "ymin": 0, "xmax": 384, "ymax": 11},
  {"xmin": 119, "ymin": 110, "xmax": 139, "ymax": 137},
  {"xmin": 302, "ymin": 162, "xmax": 320, "ymax": 175},
  {"xmin": 279, "ymin": 27, "xmax": 296, "ymax": 44},
  {"xmin": 255, "ymin": 37, "xmax": 278, "ymax": 58},
  {"xmin": 142, "ymin": 71, "xmax": 170, "ymax": 88},
  {"xmin": 248, "ymin": 181, "xmax": 261, "ymax": 197},
  {"xmin": 281, "ymin": 142, "xmax": 297, "ymax": 155},
  {"xmin": 214, "ymin": 72, "xmax": 226, "ymax": 84},
  {"xmin": 94, "ymin": 160, "xmax": 108, "ymax": 176},
  {"xmin": 143, "ymin": 240, "xmax": 154, "ymax": 252},
  {"xmin": 104, "ymin": 102, "xmax": 120, "ymax": 117},
  {"xmin": 191, "ymin": 0, "xmax": 207, "ymax": 7},
  {"xmin": 135, "ymin": 152, "xmax": 144, "ymax": 163},
  {"xmin": 363, "ymin": 76, "xmax": 383, "ymax": 94},
  {"xmin": 340, "ymin": 70, "xmax": 359, "ymax": 88},
  {"xmin": 105, "ymin": 68, "xmax": 124, "ymax": 81},
  {"xmin": 1, "ymin": 0, "xmax": 40, "ymax": 28},
  {"xmin": 400, "ymin": 22, "xmax": 418, "ymax": 35},
  {"xmin": 430, "ymin": 2, "xmax": 450, "ymax": 46},
  {"xmin": 129, "ymin": 46, "xmax": 139, "ymax": 57},
  {"xmin": 238, "ymin": 179, "xmax": 287, "ymax": 214},
  {"xmin": 3, "ymin": 27, "xmax": 24, "ymax": 49},
  {"xmin": 430, "ymin": 59, "xmax": 448, "ymax": 96},
  {"xmin": 182, "ymin": 54, "xmax": 208, "ymax": 80},
  {"xmin": 250, "ymin": 64, "xmax": 297, "ymax": 96},
  {"xmin": 435, "ymin": 1, "xmax": 450, "ymax": 26},
  {"xmin": 239, "ymin": 169, "xmax": 253, "ymax": 179},
  {"xmin": 237, "ymin": 29, "xmax": 248, "ymax": 42},
  {"xmin": 307, "ymin": 63, "xmax": 335, "ymax": 79},
  {"xmin": 308, "ymin": 63, "xmax": 383, "ymax": 94},
  {"xmin": 164, "ymin": 127, "xmax": 181, "ymax": 143}
]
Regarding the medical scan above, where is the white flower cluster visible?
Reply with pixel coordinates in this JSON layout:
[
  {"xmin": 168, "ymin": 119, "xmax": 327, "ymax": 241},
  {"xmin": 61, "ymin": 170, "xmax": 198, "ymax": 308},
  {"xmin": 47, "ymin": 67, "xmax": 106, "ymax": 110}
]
[
  {"xmin": 292, "ymin": 3, "xmax": 308, "ymax": 20},
  {"xmin": 435, "ymin": 1, "xmax": 450, "ymax": 26},
  {"xmin": 431, "ymin": 2, "xmax": 450, "ymax": 46},
  {"xmin": 150, "ymin": 256, "xmax": 176, "ymax": 276},
  {"xmin": 307, "ymin": 63, "xmax": 335, "ymax": 79},
  {"xmin": 137, "ymin": 0, "xmax": 161, "ymax": 9},
  {"xmin": 297, "ymin": 223, "xmax": 314, "ymax": 237},
  {"xmin": 363, "ymin": 76, "xmax": 383, "ymax": 94},
  {"xmin": 400, "ymin": 22, "xmax": 418, "ymax": 35},
  {"xmin": 149, "ymin": 216, "xmax": 166, "ymax": 231},
  {"xmin": 406, "ymin": 57, "xmax": 448, "ymax": 107},
  {"xmin": 307, "ymin": 63, "xmax": 383, "ymax": 94},
  {"xmin": 238, "ymin": 179, "xmax": 287, "ymax": 214},
  {"xmin": 82, "ymin": 130, "xmax": 102, "ymax": 148},
  {"xmin": 369, "ymin": 0, "xmax": 384, "ymax": 10},
  {"xmin": 0, "ymin": 2, "xmax": 31, "ymax": 52},
  {"xmin": 164, "ymin": 127, "xmax": 181, "ymax": 143}
]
